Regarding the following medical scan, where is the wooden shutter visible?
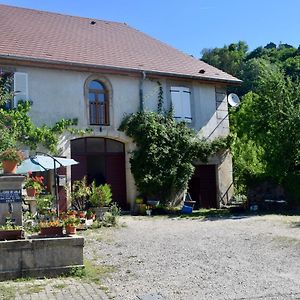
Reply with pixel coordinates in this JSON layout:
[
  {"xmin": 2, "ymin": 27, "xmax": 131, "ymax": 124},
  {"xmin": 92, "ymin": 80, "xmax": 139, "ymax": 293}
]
[
  {"xmin": 13, "ymin": 72, "xmax": 28, "ymax": 106},
  {"xmin": 182, "ymin": 87, "xmax": 192, "ymax": 123},
  {"xmin": 170, "ymin": 87, "xmax": 183, "ymax": 120}
]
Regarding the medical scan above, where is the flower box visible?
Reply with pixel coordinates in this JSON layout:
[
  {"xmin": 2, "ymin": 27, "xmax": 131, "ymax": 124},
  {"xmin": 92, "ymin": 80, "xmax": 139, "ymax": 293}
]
[
  {"xmin": 40, "ymin": 226, "xmax": 63, "ymax": 236},
  {"xmin": 0, "ymin": 229, "xmax": 24, "ymax": 240}
]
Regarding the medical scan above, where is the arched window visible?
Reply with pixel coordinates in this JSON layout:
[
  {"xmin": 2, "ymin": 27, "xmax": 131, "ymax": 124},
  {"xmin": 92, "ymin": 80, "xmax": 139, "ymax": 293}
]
[{"xmin": 88, "ymin": 80, "xmax": 109, "ymax": 125}]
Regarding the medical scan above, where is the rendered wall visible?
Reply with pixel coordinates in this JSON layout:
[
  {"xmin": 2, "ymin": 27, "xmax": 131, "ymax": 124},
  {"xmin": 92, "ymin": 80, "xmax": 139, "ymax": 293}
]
[{"xmin": 14, "ymin": 66, "xmax": 233, "ymax": 207}]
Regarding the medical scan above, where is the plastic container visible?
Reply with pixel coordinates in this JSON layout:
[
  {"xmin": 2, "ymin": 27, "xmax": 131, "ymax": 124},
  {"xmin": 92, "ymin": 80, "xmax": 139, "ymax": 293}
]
[{"xmin": 181, "ymin": 205, "xmax": 193, "ymax": 214}]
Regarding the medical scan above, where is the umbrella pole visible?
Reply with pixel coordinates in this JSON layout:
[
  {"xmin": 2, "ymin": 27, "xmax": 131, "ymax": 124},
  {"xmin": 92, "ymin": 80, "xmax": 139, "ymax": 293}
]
[
  {"xmin": 36, "ymin": 152, "xmax": 63, "ymax": 217},
  {"xmin": 54, "ymin": 160, "xmax": 60, "ymax": 217}
]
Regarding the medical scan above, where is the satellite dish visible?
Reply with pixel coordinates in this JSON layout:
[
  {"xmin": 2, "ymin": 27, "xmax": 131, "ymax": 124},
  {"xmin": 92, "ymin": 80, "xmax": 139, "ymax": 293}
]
[{"xmin": 227, "ymin": 93, "xmax": 240, "ymax": 107}]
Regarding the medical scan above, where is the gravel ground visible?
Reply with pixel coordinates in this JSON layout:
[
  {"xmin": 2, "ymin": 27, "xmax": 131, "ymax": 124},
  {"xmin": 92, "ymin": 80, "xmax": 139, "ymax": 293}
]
[{"xmin": 83, "ymin": 214, "xmax": 300, "ymax": 300}]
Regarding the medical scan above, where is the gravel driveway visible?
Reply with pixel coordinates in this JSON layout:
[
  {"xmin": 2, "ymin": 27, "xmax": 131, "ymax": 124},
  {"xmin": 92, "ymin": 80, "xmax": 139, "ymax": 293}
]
[{"xmin": 83, "ymin": 214, "xmax": 300, "ymax": 300}]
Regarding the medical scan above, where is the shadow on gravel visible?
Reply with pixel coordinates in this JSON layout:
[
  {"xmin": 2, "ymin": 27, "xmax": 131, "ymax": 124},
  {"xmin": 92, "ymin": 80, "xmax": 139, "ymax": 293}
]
[{"xmin": 159, "ymin": 208, "xmax": 300, "ymax": 222}]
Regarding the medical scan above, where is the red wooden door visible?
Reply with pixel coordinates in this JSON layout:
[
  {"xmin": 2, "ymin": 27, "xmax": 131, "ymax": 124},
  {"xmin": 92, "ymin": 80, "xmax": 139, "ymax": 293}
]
[
  {"xmin": 71, "ymin": 138, "xmax": 127, "ymax": 209},
  {"xmin": 188, "ymin": 165, "xmax": 217, "ymax": 209},
  {"xmin": 106, "ymin": 154, "xmax": 127, "ymax": 209}
]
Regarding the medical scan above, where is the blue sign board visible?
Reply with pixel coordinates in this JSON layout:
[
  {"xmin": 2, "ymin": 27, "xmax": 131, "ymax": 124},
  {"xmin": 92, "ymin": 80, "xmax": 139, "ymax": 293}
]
[{"xmin": 0, "ymin": 190, "xmax": 22, "ymax": 203}]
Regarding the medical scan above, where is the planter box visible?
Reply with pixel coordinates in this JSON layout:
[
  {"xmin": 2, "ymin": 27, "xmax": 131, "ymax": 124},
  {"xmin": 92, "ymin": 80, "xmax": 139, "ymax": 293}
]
[
  {"xmin": 40, "ymin": 226, "xmax": 63, "ymax": 237},
  {"xmin": 0, "ymin": 230, "xmax": 23, "ymax": 241}
]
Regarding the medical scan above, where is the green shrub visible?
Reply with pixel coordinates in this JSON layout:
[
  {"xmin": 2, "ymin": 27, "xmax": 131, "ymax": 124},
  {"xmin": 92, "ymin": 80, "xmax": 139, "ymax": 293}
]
[{"xmin": 90, "ymin": 182, "xmax": 112, "ymax": 207}]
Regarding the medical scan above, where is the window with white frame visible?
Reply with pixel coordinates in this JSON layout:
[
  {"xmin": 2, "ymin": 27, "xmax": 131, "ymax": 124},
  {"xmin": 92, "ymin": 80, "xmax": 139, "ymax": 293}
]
[
  {"xmin": 170, "ymin": 86, "xmax": 192, "ymax": 123},
  {"xmin": 0, "ymin": 71, "xmax": 28, "ymax": 109}
]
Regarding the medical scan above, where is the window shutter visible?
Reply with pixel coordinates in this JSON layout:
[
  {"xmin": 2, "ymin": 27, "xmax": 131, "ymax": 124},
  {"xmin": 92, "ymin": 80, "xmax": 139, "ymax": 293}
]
[
  {"xmin": 170, "ymin": 87, "xmax": 183, "ymax": 120},
  {"xmin": 181, "ymin": 87, "xmax": 192, "ymax": 123},
  {"xmin": 13, "ymin": 72, "xmax": 28, "ymax": 106}
]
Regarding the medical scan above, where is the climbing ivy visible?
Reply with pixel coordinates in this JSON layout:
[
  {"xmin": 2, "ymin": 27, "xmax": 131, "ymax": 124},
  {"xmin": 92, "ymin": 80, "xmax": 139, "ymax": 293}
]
[
  {"xmin": 120, "ymin": 111, "xmax": 229, "ymax": 205},
  {"xmin": 157, "ymin": 81, "xmax": 164, "ymax": 114}
]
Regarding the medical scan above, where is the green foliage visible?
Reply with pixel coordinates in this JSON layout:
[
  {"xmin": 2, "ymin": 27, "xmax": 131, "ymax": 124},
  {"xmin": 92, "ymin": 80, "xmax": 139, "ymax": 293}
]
[
  {"xmin": 70, "ymin": 177, "xmax": 91, "ymax": 211},
  {"xmin": 120, "ymin": 111, "xmax": 228, "ymax": 204},
  {"xmin": 202, "ymin": 41, "xmax": 248, "ymax": 79},
  {"xmin": 90, "ymin": 183, "xmax": 112, "ymax": 207},
  {"xmin": 64, "ymin": 215, "xmax": 80, "ymax": 226},
  {"xmin": 204, "ymin": 41, "xmax": 300, "ymax": 200},
  {"xmin": 36, "ymin": 195, "xmax": 54, "ymax": 214},
  {"xmin": 0, "ymin": 218, "xmax": 22, "ymax": 230},
  {"xmin": 0, "ymin": 77, "xmax": 89, "ymax": 154},
  {"xmin": 0, "ymin": 148, "xmax": 24, "ymax": 163}
]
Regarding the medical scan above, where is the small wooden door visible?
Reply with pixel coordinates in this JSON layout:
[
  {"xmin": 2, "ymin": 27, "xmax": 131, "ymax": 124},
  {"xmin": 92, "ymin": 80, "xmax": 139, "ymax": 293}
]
[{"xmin": 188, "ymin": 165, "xmax": 217, "ymax": 209}]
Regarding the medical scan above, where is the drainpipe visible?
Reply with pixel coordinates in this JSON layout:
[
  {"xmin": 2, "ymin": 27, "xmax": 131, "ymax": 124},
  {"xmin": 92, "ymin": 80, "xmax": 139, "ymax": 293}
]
[{"xmin": 139, "ymin": 71, "xmax": 146, "ymax": 112}]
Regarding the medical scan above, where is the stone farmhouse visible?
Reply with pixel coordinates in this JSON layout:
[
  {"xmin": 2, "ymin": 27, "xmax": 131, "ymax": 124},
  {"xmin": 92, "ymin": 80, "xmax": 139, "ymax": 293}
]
[{"xmin": 0, "ymin": 4, "xmax": 241, "ymax": 209}]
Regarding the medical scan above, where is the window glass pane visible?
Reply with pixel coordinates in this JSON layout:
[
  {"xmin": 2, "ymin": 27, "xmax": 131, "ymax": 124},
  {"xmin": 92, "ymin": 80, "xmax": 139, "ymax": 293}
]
[
  {"xmin": 71, "ymin": 139, "xmax": 85, "ymax": 154},
  {"xmin": 86, "ymin": 138, "xmax": 105, "ymax": 153},
  {"xmin": 106, "ymin": 140, "xmax": 124, "ymax": 153},
  {"xmin": 98, "ymin": 93, "xmax": 105, "ymax": 102},
  {"xmin": 89, "ymin": 93, "xmax": 95, "ymax": 102},
  {"xmin": 89, "ymin": 80, "xmax": 104, "ymax": 90}
]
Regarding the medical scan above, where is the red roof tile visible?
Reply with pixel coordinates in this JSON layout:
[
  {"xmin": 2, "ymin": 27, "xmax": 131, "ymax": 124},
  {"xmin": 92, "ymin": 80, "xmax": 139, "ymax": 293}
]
[{"xmin": 0, "ymin": 4, "xmax": 241, "ymax": 84}]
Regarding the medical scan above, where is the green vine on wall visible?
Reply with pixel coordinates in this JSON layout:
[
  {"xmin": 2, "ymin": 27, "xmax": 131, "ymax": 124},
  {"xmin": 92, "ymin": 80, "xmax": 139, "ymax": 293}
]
[
  {"xmin": 157, "ymin": 81, "xmax": 164, "ymax": 114},
  {"xmin": 0, "ymin": 89, "xmax": 91, "ymax": 154},
  {"xmin": 119, "ymin": 111, "xmax": 229, "ymax": 205}
]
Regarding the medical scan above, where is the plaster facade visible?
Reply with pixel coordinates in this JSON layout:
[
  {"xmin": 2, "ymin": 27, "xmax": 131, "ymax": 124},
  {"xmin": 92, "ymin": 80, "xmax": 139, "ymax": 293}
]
[{"xmin": 13, "ymin": 65, "xmax": 233, "ymax": 208}]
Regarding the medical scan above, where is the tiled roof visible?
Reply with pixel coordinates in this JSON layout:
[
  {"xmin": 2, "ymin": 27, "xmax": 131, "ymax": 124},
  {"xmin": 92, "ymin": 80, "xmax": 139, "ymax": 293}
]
[{"xmin": 0, "ymin": 4, "xmax": 241, "ymax": 84}]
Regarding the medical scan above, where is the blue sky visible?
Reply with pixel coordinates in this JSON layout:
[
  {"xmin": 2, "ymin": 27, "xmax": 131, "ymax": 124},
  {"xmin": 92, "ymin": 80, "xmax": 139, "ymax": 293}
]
[{"xmin": 1, "ymin": 0, "xmax": 299, "ymax": 57}]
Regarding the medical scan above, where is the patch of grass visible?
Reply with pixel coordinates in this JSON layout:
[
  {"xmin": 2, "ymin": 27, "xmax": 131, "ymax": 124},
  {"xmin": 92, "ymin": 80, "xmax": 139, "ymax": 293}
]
[
  {"xmin": 69, "ymin": 259, "xmax": 115, "ymax": 285},
  {"xmin": 179, "ymin": 208, "xmax": 231, "ymax": 219},
  {"xmin": 0, "ymin": 284, "xmax": 17, "ymax": 300},
  {"xmin": 53, "ymin": 283, "xmax": 67, "ymax": 289},
  {"xmin": 19, "ymin": 283, "xmax": 46, "ymax": 295}
]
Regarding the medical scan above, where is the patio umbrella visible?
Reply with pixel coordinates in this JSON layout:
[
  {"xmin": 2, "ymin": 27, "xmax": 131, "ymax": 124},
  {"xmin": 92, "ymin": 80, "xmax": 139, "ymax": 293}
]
[
  {"xmin": 16, "ymin": 155, "xmax": 78, "ymax": 174},
  {"xmin": 17, "ymin": 154, "xmax": 79, "ymax": 216}
]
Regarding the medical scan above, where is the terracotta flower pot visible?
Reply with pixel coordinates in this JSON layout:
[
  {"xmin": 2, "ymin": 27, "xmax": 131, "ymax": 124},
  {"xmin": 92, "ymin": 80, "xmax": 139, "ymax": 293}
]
[
  {"xmin": 66, "ymin": 224, "xmax": 76, "ymax": 235},
  {"xmin": 79, "ymin": 211, "xmax": 86, "ymax": 218},
  {"xmin": 2, "ymin": 160, "xmax": 18, "ymax": 174},
  {"xmin": 26, "ymin": 188, "xmax": 37, "ymax": 197}
]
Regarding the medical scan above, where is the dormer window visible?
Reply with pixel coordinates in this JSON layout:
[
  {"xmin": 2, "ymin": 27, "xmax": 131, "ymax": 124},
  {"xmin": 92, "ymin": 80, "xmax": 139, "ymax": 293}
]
[{"xmin": 88, "ymin": 80, "xmax": 109, "ymax": 125}]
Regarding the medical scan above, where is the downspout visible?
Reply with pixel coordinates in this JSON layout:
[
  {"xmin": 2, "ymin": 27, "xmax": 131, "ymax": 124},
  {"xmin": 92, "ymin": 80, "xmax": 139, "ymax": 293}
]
[{"xmin": 139, "ymin": 71, "xmax": 146, "ymax": 111}]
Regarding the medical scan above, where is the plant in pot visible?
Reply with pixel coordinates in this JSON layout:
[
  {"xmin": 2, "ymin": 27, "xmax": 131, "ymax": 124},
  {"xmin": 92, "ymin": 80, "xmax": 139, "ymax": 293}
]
[
  {"xmin": 70, "ymin": 177, "xmax": 91, "ymax": 214},
  {"xmin": 135, "ymin": 197, "xmax": 146, "ymax": 215},
  {"xmin": 64, "ymin": 215, "xmax": 80, "ymax": 235},
  {"xmin": 24, "ymin": 174, "xmax": 44, "ymax": 197},
  {"xmin": 0, "ymin": 148, "xmax": 24, "ymax": 174},
  {"xmin": 39, "ymin": 219, "xmax": 63, "ymax": 236},
  {"xmin": 0, "ymin": 218, "xmax": 24, "ymax": 240},
  {"xmin": 89, "ymin": 182, "xmax": 112, "ymax": 220}
]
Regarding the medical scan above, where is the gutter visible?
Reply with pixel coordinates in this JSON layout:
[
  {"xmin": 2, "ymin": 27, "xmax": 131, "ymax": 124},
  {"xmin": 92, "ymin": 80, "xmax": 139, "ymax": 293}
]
[
  {"xmin": 139, "ymin": 71, "xmax": 146, "ymax": 112},
  {"xmin": 0, "ymin": 54, "xmax": 242, "ymax": 85}
]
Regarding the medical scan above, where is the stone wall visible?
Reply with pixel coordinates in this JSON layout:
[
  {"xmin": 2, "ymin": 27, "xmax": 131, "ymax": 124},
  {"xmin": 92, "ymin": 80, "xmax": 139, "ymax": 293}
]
[{"xmin": 0, "ymin": 236, "xmax": 84, "ymax": 280}]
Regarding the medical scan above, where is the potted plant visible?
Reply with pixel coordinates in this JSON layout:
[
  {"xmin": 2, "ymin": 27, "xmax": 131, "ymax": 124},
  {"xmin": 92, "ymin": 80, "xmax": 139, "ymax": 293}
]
[
  {"xmin": 24, "ymin": 174, "xmax": 44, "ymax": 197},
  {"xmin": 64, "ymin": 215, "xmax": 80, "ymax": 235},
  {"xmin": 89, "ymin": 182, "xmax": 112, "ymax": 220},
  {"xmin": 39, "ymin": 219, "xmax": 63, "ymax": 236},
  {"xmin": 70, "ymin": 177, "xmax": 91, "ymax": 211},
  {"xmin": 135, "ymin": 197, "xmax": 146, "ymax": 215},
  {"xmin": 0, "ymin": 148, "xmax": 24, "ymax": 174},
  {"xmin": 0, "ymin": 218, "xmax": 24, "ymax": 240}
]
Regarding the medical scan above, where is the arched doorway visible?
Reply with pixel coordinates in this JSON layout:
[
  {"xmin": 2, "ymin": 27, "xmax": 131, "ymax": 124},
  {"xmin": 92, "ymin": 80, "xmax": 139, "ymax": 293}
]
[{"xmin": 71, "ymin": 137, "xmax": 127, "ymax": 209}]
